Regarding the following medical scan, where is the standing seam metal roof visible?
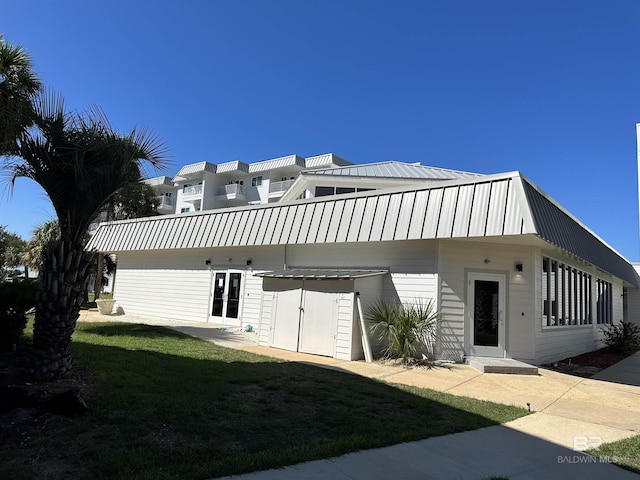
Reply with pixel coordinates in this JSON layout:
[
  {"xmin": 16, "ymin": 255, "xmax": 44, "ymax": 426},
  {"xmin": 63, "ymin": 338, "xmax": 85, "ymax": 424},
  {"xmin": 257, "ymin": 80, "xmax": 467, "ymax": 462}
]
[
  {"xmin": 87, "ymin": 172, "xmax": 639, "ymax": 286},
  {"xmin": 304, "ymin": 161, "xmax": 483, "ymax": 180},
  {"xmin": 522, "ymin": 181, "xmax": 639, "ymax": 286}
]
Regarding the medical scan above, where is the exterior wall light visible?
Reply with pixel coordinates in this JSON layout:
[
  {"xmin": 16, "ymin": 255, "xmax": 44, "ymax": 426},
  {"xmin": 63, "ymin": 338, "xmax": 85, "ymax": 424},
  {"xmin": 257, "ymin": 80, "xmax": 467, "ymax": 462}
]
[{"xmin": 515, "ymin": 262, "xmax": 523, "ymax": 272}]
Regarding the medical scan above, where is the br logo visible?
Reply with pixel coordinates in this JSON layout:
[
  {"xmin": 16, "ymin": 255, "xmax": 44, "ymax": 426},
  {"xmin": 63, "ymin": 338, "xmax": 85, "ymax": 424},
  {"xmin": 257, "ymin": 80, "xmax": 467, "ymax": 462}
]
[{"xmin": 573, "ymin": 436, "xmax": 602, "ymax": 451}]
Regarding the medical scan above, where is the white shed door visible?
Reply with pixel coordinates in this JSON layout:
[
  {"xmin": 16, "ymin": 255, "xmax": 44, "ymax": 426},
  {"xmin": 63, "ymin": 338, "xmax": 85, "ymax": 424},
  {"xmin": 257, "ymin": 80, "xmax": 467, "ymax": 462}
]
[
  {"xmin": 270, "ymin": 280, "xmax": 303, "ymax": 351},
  {"xmin": 298, "ymin": 283, "xmax": 339, "ymax": 357},
  {"xmin": 269, "ymin": 279, "xmax": 345, "ymax": 357}
]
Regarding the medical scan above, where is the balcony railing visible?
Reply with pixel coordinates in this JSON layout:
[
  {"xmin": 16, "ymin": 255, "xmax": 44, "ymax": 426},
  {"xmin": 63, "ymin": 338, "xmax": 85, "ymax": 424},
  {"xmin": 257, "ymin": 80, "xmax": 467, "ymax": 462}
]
[
  {"xmin": 269, "ymin": 179, "xmax": 295, "ymax": 195},
  {"xmin": 157, "ymin": 196, "xmax": 175, "ymax": 208},
  {"xmin": 216, "ymin": 184, "xmax": 246, "ymax": 197},
  {"xmin": 183, "ymin": 184, "xmax": 203, "ymax": 196}
]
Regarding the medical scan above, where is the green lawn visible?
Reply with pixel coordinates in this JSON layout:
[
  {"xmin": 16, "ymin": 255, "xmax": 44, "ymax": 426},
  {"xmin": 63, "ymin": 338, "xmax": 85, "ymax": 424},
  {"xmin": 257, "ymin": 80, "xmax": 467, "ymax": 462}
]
[
  {"xmin": 588, "ymin": 435, "xmax": 640, "ymax": 474},
  {"xmin": 3, "ymin": 322, "xmax": 529, "ymax": 480}
]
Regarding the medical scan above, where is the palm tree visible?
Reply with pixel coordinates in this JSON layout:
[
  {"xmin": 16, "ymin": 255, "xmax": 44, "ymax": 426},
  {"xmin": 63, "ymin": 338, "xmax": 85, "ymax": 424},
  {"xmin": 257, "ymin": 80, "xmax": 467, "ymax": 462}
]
[
  {"xmin": 0, "ymin": 35, "xmax": 42, "ymax": 154},
  {"xmin": 21, "ymin": 220, "xmax": 60, "ymax": 275},
  {"xmin": 93, "ymin": 182, "xmax": 160, "ymax": 299},
  {"xmin": 3, "ymin": 92, "xmax": 167, "ymax": 379}
]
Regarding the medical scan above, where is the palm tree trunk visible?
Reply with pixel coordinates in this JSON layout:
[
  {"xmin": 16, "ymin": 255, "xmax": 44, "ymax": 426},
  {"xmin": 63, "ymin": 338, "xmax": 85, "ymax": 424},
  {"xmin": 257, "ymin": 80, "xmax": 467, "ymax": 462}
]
[{"xmin": 30, "ymin": 239, "xmax": 95, "ymax": 380}]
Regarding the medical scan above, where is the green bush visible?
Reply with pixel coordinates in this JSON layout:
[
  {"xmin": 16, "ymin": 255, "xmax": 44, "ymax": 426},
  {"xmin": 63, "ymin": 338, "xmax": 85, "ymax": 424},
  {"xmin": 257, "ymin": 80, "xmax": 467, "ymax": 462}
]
[
  {"xmin": 0, "ymin": 278, "xmax": 39, "ymax": 351},
  {"xmin": 601, "ymin": 320, "xmax": 640, "ymax": 355},
  {"xmin": 365, "ymin": 298, "xmax": 439, "ymax": 364}
]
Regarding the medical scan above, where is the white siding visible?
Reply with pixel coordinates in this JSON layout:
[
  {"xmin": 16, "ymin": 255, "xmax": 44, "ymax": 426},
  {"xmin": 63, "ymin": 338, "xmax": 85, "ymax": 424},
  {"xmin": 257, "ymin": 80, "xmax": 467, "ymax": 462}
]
[
  {"xmin": 113, "ymin": 246, "xmax": 285, "ymax": 324},
  {"xmin": 627, "ymin": 265, "xmax": 640, "ymax": 325},
  {"xmin": 353, "ymin": 275, "xmax": 385, "ymax": 359},
  {"xmin": 113, "ymin": 250, "xmax": 212, "ymax": 322},
  {"xmin": 437, "ymin": 240, "xmax": 535, "ymax": 362},
  {"xmin": 286, "ymin": 240, "xmax": 438, "ymax": 305},
  {"xmin": 533, "ymin": 249, "xmax": 626, "ymax": 364}
]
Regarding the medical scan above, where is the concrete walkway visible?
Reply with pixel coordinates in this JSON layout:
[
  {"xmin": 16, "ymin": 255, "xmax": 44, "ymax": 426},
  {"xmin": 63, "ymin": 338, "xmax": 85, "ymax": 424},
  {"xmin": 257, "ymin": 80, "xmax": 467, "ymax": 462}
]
[{"xmin": 78, "ymin": 311, "xmax": 640, "ymax": 479}]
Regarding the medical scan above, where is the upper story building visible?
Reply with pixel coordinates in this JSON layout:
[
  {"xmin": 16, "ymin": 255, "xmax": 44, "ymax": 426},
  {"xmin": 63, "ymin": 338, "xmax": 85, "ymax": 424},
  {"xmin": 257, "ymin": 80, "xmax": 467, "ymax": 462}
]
[
  {"xmin": 144, "ymin": 153, "xmax": 352, "ymax": 214},
  {"xmin": 144, "ymin": 152, "xmax": 483, "ymax": 215}
]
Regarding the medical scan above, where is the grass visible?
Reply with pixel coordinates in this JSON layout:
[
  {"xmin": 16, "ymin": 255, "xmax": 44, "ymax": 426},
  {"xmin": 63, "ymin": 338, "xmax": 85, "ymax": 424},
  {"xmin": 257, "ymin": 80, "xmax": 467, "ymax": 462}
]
[
  {"xmin": 2, "ymin": 322, "xmax": 529, "ymax": 480},
  {"xmin": 588, "ymin": 435, "xmax": 640, "ymax": 474}
]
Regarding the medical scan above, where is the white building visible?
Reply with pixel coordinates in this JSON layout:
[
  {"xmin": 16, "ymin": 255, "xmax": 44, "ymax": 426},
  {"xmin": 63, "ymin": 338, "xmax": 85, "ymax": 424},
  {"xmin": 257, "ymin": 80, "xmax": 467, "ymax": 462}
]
[
  {"xmin": 144, "ymin": 153, "xmax": 352, "ymax": 215},
  {"xmin": 89, "ymin": 159, "xmax": 640, "ymax": 365}
]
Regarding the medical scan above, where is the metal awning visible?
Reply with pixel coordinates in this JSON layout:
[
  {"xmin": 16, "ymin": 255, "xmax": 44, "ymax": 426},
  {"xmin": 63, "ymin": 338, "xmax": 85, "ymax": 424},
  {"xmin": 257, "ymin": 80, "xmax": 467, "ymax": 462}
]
[{"xmin": 254, "ymin": 269, "xmax": 388, "ymax": 280}]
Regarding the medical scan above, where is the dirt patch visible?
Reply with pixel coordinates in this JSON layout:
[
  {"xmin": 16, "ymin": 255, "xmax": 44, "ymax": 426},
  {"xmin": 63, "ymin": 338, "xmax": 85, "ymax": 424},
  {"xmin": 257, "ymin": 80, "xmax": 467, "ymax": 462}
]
[
  {"xmin": 0, "ymin": 359, "xmax": 96, "ymax": 479},
  {"xmin": 543, "ymin": 348, "xmax": 635, "ymax": 378}
]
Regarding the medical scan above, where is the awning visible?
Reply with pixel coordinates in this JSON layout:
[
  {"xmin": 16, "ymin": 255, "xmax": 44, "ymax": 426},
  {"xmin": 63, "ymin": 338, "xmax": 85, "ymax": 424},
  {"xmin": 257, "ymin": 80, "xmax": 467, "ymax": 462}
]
[{"xmin": 254, "ymin": 269, "xmax": 388, "ymax": 280}]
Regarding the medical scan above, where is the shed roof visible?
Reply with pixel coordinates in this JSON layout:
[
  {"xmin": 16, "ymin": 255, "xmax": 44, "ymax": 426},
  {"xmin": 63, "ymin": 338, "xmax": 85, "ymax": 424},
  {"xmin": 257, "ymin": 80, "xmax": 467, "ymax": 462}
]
[
  {"xmin": 87, "ymin": 172, "xmax": 639, "ymax": 286},
  {"xmin": 255, "ymin": 269, "xmax": 388, "ymax": 279}
]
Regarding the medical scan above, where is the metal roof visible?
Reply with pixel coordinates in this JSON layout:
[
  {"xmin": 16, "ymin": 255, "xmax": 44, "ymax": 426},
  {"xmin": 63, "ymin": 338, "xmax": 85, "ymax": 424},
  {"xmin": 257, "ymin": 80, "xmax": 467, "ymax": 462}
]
[
  {"xmin": 88, "ymin": 173, "xmax": 530, "ymax": 252},
  {"xmin": 304, "ymin": 161, "xmax": 483, "ymax": 180},
  {"xmin": 248, "ymin": 155, "xmax": 306, "ymax": 173},
  {"xmin": 143, "ymin": 176, "xmax": 173, "ymax": 187},
  {"xmin": 522, "ymin": 180, "xmax": 639, "ymax": 286},
  {"xmin": 87, "ymin": 172, "xmax": 639, "ymax": 286},
  {"xmin": 173, "ymin": 161, "xmax": 217, "ymax": 180},
  {"xmin": 217, "ymin": 160, "xmax": 250, "ymax": 174},
  {"xmin": 304, "ymin": 153, "xmax": 352, "ymax": 169},
  {"xmin": 254, "ymin": 269, "xmax": 388, "ymax": 279}
]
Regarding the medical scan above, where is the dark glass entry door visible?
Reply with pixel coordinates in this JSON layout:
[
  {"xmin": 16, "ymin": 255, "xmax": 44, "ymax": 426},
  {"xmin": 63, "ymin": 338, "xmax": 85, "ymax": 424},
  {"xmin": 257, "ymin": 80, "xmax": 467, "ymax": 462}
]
[
  {"xmin": 467, "ymin": 273, "xmax": 505, "ymax": 357},
  {"xmin": 473, "ymin": 280, "xmax": 499, "ymax": 347},
  {"xmin": 211, "ymin": 271, "xmax": 242, "ymax": 324}
]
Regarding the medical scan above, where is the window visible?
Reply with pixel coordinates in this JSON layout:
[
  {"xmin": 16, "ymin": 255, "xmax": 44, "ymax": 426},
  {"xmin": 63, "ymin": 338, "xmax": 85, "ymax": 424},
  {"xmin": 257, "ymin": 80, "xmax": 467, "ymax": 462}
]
[
  {"xmin": 315, "ymin": 186, "xmax": 334, "ymax": 197},
  {"xmin": 542, "ymin": 256, "xmax": 592, "ymax": 327},
  {"xmin": 164, "ymin": 192, "xmax": 172, "ymax": 197},
  {"xmin": 315, "ymin": 186, "xmax": 374, "ymax": 197},
  {"xmin": 596, "ymin": 279, "xmax": 613, "ymax": 324},
  {"xmin": 181, "ymin": 207, "xmax": 190, "ymax": 213},
  {"xmin": 251, "ymin": 176, "xmax": 263, "ymax": 187}
]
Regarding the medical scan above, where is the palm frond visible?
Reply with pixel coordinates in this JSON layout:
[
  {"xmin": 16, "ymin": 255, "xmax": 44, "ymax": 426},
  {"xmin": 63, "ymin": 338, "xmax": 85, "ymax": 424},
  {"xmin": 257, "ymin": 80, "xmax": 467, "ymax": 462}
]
[{"xmin": 5, "ymin": 90, "xmax": 169, "ymax": 244}]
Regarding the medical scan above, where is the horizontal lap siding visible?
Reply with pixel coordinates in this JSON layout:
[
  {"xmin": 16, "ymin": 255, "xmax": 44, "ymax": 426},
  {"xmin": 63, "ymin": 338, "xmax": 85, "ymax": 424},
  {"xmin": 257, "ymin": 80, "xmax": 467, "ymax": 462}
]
[
  {"xmin": 533, "ymin": 249, "xmax": 625, "ymax": 364},
  {"xmin": 259, "ymin": 291, "xmax": 274, "ymax": 345},
  {"xmin": 437, "ymin": 240, "xmax": 535, "ymax": 362},
  {"xmin": 113, "ymin": 247, "xmax": 285, "ymax": 327},
  {"xmin": 115, "ymin": 268, "xmax": 211, "ymax": 322},
  {"xmin": 335, "ymin": 293, "xmax": 355, "ymax": 360},
  {"xmin": 286, "ymin": 239, "xmax": 437, "ymax": 304},
  {"xmin": 353, "ymin": 275, "xmax": 384, "ymax": 359},
  {"xmin": 241, "ymin": 272, "xmax": 263, "ymax": 329}
]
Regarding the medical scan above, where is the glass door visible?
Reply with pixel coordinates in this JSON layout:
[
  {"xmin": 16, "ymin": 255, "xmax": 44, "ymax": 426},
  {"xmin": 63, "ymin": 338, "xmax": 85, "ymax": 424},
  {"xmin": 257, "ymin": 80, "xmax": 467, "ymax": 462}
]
[
  {"xmin": 210, "ymin": 271, "xmax": 243, "ymax": 325},
  {"xmin": 467, "ymin": 273, "xmax": 506, "ymax": 357}
]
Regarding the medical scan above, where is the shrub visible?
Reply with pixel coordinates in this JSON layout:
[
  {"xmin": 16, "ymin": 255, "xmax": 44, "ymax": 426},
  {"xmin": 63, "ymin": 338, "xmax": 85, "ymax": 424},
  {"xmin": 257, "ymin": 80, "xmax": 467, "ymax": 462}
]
[
  {"xmin": 0, "ymin": 278, "xmax": 39, "ymax": 351},
  {"xmin": 365, "ymin": 298, "xmax": 439, "ymax": 364},
  {"xmin": 601, "ymin": 320, "xmax": 640, "ymax": 355}
]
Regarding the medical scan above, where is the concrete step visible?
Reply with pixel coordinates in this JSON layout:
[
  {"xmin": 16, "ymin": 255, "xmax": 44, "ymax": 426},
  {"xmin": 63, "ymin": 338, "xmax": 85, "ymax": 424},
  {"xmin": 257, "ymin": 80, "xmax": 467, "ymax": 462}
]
[{"xmin": 465, "ymin": 356, "xmax": 539, "ymax": 375}]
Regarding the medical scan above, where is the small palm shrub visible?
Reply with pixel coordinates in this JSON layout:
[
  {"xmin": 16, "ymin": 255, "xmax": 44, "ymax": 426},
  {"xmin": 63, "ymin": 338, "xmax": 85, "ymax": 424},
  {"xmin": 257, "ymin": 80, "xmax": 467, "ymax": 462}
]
[
  {"xmin": 601, "ymin": 320, "xmax": 640, "ymax": 355},
  {"xmin": 0, "ymin": 278, "xmax": 39, "ymax": 351},
  {"xmin": 365, "ymin": 298, "xmax": 439, "ymax": 364}
]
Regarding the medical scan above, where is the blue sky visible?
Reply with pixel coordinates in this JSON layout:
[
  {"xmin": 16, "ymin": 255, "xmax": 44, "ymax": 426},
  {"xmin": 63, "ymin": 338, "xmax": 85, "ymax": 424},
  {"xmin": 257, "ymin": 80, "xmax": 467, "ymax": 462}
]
[{"xmin": 2, "ymin": 1, "xmax": 640, "ymax": 260}]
